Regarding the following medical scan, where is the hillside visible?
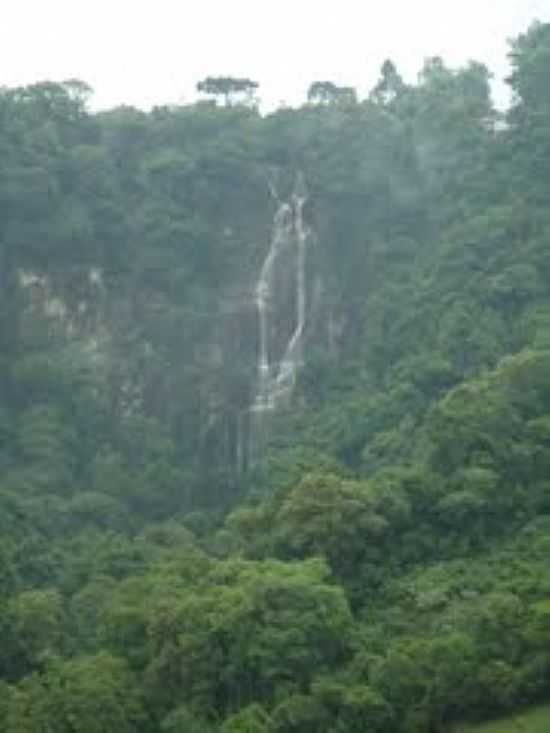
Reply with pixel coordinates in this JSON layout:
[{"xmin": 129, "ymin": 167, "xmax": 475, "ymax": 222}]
[{"xmin": 1, "ymin": 20, "xmax": 550, "ymax": 733}]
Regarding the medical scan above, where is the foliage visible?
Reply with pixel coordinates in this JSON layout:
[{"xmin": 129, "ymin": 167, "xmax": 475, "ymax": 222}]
[{"xmin": 1, "ymin": 21, "xmax": 550, "ymax": 733}]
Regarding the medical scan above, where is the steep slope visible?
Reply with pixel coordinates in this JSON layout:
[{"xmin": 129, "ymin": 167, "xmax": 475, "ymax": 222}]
[{"xmin": 1, "ymin": 20, "xmax": 550, "ymax": 733}]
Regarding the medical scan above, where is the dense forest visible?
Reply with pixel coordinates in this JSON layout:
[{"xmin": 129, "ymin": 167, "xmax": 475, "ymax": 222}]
[{"xmin": 1, "ymin": 20, "xmax": 550, "ymax": 733}]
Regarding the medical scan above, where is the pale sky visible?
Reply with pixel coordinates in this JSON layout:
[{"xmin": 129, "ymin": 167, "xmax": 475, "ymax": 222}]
[{"xmin": 1, "ymin": 0, "xmax": 549, "ymax": 111}]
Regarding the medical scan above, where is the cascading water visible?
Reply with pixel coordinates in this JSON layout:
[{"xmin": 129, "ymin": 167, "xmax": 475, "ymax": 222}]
[
  {"xmin": 254, "ymin": 200, "xmax": 294, "ymax": 409},
  {"xmin": 252, "ymin": 172, "xmax": 311, "ymax": 417},
  {"xmin": 274, "ymin": 174, "xmax": 308, "ymax": 395}
]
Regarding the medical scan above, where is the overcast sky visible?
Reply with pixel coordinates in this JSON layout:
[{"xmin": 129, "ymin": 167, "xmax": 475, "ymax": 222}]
[{"xmin": 1, "ymin": 0, "xmax": 549, "ymax": 111}]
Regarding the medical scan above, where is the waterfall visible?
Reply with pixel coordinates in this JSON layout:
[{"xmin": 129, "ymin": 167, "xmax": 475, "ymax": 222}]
[
  {"xmin": 235, "ymin": 411, "xmax": 244, "ymax": 477},
  {"xmin": 254, "ymin": 200, "xmax": 293, "ymax": 409},
  {"xmin": 275, "ymin": 174, "xmax": 308, "ymax": 393},
  {"xmin": 252, "ymin": 172, "xmax": 310, "ymax": 415}
]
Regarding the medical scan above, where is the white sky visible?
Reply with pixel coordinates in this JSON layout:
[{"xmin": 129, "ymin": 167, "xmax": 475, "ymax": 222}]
[{"xmin": 1, "ymin": 0, "xmax": 549, "ymax": 111}]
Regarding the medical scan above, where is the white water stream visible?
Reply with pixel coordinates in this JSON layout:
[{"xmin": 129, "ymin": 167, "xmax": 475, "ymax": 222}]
[{"xmin": 252, "ymin": 172, "xmax": 310, "ymax": 414}]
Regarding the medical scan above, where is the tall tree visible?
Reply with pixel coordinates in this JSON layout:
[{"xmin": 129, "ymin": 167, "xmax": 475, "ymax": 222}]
[{"xmin": 196, "ymin": 77, "xmax": 259, "ymax": 106}]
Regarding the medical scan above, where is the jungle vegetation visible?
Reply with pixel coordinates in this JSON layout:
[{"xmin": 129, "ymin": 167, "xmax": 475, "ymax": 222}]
[{"xmin": 1, "ymin": 21, "xmax": 550, "ymax": 733}]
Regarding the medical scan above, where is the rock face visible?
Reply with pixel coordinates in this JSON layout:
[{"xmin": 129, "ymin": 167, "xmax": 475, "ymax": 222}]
[{"xmin": 13, "ymin": 168, "xmax": 331, "ymax": 480}]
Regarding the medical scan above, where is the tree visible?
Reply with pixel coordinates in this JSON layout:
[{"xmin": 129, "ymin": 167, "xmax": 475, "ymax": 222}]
[
  {"xmin": 506, "ymin": 22, "xmax": 550, "ymax": 189},
  {"xmin": 146, "ymin": 558, "xmax": 354, "ymax": 714},
  {"xmin": 196, "ymin": 77, "xmax": 259, "ymax": 106},
  {"xmin": 8, "ymin": 589, "xmax": 63, "ymax": 665},
  {"xmin": 371, "ymin": 59, "xmax": 405, "ymax": 104},
  {"xmin": 222, "ymin": 704, "xmax": 271, "ymax": 733},
  {"xmin": 307, "ymin": 81, "xmax": 357, "ymax": 106},
  {"xmin": 507, "ymin": 22, "xmax": 550, "ymax": 119},
  {"xmin": 161, "ymin": 706, "xmax": 216, "ymax": 732},
  {"xmin": 272, "ymin": 472, "xmax": 388, "ymax": 576},
  {"xmin": 3, "ymin": 653, "xmax": 146, "ymax": 733}
]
